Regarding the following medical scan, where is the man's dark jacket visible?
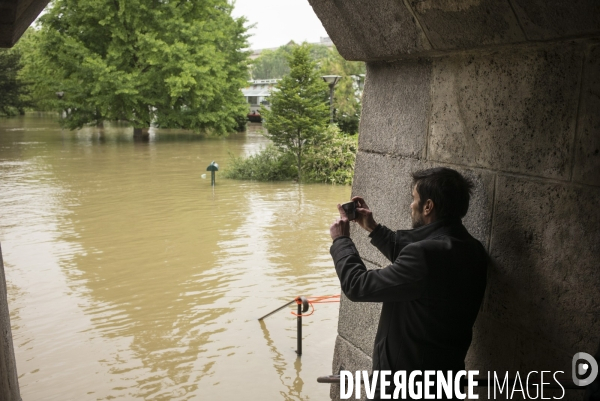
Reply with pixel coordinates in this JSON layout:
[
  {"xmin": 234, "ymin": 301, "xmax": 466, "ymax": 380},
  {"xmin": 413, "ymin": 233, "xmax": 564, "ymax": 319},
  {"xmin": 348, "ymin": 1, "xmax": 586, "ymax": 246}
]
[{"xmin": 330, "ymin": 217, "xmax": 487, "ymax": 376}]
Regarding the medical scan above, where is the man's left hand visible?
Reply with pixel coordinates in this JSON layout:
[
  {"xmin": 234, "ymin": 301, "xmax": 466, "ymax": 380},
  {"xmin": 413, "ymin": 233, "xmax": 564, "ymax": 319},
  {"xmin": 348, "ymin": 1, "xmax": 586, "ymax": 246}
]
[{"xmin": 330, "ymin": 204, "xmax": 350, "ymax": 241}]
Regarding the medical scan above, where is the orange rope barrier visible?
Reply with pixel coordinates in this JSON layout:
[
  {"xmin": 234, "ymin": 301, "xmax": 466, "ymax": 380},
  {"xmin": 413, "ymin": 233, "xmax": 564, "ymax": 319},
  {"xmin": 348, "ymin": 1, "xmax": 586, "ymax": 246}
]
[{"xmin": 290, "ymin": 295, "xmax": 340, "ymax": 317}]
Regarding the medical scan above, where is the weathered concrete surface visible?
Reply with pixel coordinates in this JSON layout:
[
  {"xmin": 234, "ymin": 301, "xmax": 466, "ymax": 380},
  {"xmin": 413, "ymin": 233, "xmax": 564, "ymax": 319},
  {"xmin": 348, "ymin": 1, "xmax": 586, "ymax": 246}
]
[
  {"xmin": 487, "ymin": 175, "xmax": 600, "ymax": 355},
  {"xmin": 0, "ymin": 244, "xmax": 21, "ymax": 401},
  {"xmin": 359, "ymin": 60, "xmax": 432, "ymax": 159},
  {"xmin": 428, "ymin": 43, "xmax": 582, "ymax": 180},
  {"xmin": 410, "ymin": 0, "xmax": 526, "ymax": 50},
  {"xmin": 330, "ymin": 335, "xmax": 372, "ymax": 401},
  {"xmin": 573, "ymin": 43, "xmax": 600, "ymax": 186},
  {"xmin": 511, "ymin": 0, "xmax": 600, "ymax": 41},
  {"xmin": 308, "ymin": 0, "xmax": 431, "ymax": 60},
  {"xmin": 308, "ymin": 0, "xmax": 600, "ymax": 61}
]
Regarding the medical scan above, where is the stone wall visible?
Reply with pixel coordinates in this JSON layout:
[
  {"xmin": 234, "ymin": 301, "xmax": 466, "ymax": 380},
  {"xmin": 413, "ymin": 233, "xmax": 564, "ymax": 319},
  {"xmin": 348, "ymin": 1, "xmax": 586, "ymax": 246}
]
[
  {"xmin": 0, "ymin": 244, "xmax": 21, "ymax": 401},
  {"xmin": 308, "ymin": 1, "xmax": 600, "ymax": 400}
]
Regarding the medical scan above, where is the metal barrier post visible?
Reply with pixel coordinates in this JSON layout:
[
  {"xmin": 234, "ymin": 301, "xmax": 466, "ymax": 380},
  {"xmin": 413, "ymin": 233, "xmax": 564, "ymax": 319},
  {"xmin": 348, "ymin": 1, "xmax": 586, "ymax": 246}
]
[{"xmin": 296, "ymin": 302, "xmax": 302, "ymax": 355}]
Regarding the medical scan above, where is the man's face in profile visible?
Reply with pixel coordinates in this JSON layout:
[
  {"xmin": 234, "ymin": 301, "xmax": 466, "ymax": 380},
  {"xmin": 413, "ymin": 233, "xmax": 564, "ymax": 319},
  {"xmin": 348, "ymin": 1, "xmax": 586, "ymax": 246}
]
[{"xmin": 410, "ymin": 185, "xmax": 425, "ymax": 229}]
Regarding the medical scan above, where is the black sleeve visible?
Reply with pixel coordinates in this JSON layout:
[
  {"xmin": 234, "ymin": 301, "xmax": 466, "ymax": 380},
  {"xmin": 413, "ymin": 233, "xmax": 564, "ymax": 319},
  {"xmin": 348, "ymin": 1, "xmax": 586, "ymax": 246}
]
[
  {"xmin": 330, "ymin": 237, "xmax": 426, "ymax": 302},
  {"xmin": 369, "ymin": 224, "xmax": 414, "ymax": 263}
]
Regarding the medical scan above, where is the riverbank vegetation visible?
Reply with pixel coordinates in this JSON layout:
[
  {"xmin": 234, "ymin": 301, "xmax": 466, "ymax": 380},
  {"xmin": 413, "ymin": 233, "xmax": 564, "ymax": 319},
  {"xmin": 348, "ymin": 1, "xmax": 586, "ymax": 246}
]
[
  {"xmin": 224, "ymin": 125, "xmax": 357, "ymax": 185},
  {"xmin": 225, "ymin": 45, "xmax": 358, "ymax": 185},
  {"xmin": 0, "ymin": 48, "xmax": 31, "ymax": 116},
  {"xmin": 13, "ymin": 0, "xmax": 250, "ymax": 135}
]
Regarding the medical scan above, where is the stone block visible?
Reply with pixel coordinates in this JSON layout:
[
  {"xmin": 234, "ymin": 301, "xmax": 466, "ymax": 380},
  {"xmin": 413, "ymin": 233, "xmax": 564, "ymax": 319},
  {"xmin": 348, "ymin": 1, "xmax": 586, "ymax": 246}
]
[
  {"xmin": 458, "ymin": 168, "xmax": 495, "ymax": 250},
  {"xmin": 0, "ymin": 243, "xmax": 20, "ymax": 401},
  {"xmin": 359, "ymin": 60, "xmax": 432, "ymax": 159},
  {"xmin": 511, "ymin": 0, "xmax": 600, "ymax": 41},
  {"xmin": 337, "ymin": 281, "xmax": 382, "ymax": 356},
  {"xmin": 330, "ymin": 335, "xmax": 373, "ymax": 401},
  {"xmin": 350, "ymin": 151, "xmax": 421, "ymax": 267},
  {"xmin": 307, "ymin": 0, "xmax": 431, "ymax": 61},
  {"xmin": 465, "ymin": 312, "xmax": 519, "ymax": 374},
  {"xmin": 467, "ymin": 313, "xmax": 591, "ymax": 401},
  {"xmin": 572, "ymin": 44, "xmax": 600, "ymax": 186},
  {"xmin": 428, "ymin": 44, "xmax": 582, "ymax": 180},
  {"xmin": 409, "ymin": 0, "xmax": 525, "ymax": 50},
  {"xmin": 487, "ymin": 175, "xmax": 600, "ymax": 357}
]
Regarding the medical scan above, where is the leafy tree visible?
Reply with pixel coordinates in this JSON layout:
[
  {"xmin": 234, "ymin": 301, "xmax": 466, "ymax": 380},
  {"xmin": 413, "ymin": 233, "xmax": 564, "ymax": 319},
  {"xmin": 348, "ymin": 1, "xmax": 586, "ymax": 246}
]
[
  {"xmin": 16, "ymin": 29, "xmax": 64, "ymax": 113},
  {"xmin": 252, "ymin": 43, "xmax": 365, "ymax": 134},
  {"xmin": 0, "ymin": 48, "xmax": 31, "ymax": 116},
  {"xmin": 319, "ymin": 47, "xmax": 365, "ymax": 134},
  {"xmin": 251, "ymin": 45, "xmax": 293, "ymax": 80},
  {"xmin": 25, "ymin": 0, "xmax": 250, "ymax": 135},
  {"xmin": 261, "ymin": 43, "xmax": 330, "ymax": 181},
  {"xmin": 251, "ymin": 43, "xmax": 331, "ymax": 80},
  {"xmin": 303, "ymin": 125, "xmax": 358, "ymax": 185}
]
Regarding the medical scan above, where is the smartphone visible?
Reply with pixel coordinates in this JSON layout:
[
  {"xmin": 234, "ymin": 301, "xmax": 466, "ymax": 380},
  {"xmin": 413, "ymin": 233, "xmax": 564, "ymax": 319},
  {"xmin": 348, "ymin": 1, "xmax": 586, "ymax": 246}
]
[{"xmin": 341, "ymin": 201, "xmax": 357, "ymax": 221}]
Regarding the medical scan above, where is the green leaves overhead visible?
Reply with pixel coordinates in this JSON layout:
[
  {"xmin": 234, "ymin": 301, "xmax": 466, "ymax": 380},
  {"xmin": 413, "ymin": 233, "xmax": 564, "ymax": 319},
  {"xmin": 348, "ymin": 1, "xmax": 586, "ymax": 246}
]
[{"xmin": 24, "ymin": 0, "xmax": 250, "ymax": 133}]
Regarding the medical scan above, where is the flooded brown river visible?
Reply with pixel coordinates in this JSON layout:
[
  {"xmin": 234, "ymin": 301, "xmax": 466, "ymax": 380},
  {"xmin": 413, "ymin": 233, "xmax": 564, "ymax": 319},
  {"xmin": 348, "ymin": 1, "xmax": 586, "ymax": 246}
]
[{"xmin": 0, "ymin": 114, "xmax": 349, "ymax": 400}]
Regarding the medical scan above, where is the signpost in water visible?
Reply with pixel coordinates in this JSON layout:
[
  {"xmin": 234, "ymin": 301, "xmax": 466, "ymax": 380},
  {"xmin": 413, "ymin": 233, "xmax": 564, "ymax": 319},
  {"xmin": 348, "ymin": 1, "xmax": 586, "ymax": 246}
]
[{"xmin": 206, "ymin": 161, "xmax": 218, "ymax": 186}]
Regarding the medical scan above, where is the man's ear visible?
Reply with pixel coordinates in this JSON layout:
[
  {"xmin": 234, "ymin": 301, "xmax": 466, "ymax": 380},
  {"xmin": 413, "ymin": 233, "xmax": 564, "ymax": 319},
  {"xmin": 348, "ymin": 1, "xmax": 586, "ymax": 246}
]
[{"xmin": 423, "ymin": 199, "xmax": 434, "ymax": 216}]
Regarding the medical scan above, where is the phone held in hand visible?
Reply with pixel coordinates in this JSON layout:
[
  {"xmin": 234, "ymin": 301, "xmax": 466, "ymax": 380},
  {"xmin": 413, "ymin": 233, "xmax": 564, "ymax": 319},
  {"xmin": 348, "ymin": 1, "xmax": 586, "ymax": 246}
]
[{"xmin": 341, "ymin": 201, "xmax": 357, "ymax": 221}]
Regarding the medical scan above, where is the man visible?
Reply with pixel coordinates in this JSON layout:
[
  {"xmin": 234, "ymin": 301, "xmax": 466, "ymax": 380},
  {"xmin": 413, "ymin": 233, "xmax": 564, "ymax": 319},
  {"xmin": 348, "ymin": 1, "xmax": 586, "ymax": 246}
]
[{"xmin": 329, "ymin": 167, "xmax": 488, "ymax": 399}]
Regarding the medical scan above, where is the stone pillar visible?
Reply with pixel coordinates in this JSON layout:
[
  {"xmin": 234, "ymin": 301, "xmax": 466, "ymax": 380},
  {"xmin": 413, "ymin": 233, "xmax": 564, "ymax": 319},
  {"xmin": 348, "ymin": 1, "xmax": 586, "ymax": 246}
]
[
  {"xmin": 307, "ymin": 1, "xmax": 600, "ymax": 400},
  {"xmin": 0, "ymin": 244, "xmax": 21, "ymax": 401}
]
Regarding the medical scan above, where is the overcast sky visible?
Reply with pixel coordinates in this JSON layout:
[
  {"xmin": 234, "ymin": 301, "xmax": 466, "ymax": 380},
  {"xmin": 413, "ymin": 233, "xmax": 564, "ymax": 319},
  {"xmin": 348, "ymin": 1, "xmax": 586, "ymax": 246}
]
[{"xmin": 231, "ymin": 0, "xmax": 330, "ymax": 50}]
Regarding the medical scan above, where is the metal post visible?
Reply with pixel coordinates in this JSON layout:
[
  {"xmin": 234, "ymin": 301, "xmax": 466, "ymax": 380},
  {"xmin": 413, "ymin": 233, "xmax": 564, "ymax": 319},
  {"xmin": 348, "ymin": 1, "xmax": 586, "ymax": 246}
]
[
  {"xmin": 296, "ymin": 302, "xmax": 302, "ymax": 356},
  {"xmin": 329, "ymin": 84, "xmax": 335, "ymax": 124},
  {"xmin": 211, "ymin": 170, "xmax": 215, "ymax": 186}
]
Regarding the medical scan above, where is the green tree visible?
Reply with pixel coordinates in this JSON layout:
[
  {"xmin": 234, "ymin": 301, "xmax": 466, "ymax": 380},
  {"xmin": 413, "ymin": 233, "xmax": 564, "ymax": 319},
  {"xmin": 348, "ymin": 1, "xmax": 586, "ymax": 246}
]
[
  {"xmin": 251, "ymin": 43, "xmax": 331, "ymax": 79},
  {"xmin": 261, "ymin": 44, "xmax": 330, "ymax": 181},
  {"xmin": 319, "ymin": 47, "xmax": 365, "ymax": 134},
  {"xmin": 0, "ymin": 48, "xmax": 31, "ymax": 116},
  {"xmin": 251, "ymin": 45, "xmax": 293, "ymax": 79},
  {"xmin": 25, "ymin": 0, "xmax": 250, "ymax": 135}
]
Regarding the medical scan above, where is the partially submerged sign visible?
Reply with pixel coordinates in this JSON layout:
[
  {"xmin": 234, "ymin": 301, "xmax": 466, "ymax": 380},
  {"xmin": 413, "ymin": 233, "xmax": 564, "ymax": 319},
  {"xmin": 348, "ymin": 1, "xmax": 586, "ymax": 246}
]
[{"xmin": 206, "ymin": 161, "xmax": 218, "ymax": 185}]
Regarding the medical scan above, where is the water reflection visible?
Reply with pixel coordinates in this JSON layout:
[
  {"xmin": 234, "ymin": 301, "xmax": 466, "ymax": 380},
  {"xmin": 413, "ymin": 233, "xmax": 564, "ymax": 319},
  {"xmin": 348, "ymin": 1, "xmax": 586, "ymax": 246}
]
[
  {"xmin": 259, "ymin": 320, "xmax": 306, "ymax": 400},
  {"xmin": 0, "ymin": 114, "xmax": 349, "ymax": 400}
]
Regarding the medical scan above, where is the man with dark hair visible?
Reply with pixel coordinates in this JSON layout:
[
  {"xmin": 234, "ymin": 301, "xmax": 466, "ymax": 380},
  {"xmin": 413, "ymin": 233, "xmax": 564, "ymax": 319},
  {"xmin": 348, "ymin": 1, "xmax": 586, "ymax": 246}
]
[{"xmin": 329, "ymin": 167, "xmax": 487, "ymax": 400}]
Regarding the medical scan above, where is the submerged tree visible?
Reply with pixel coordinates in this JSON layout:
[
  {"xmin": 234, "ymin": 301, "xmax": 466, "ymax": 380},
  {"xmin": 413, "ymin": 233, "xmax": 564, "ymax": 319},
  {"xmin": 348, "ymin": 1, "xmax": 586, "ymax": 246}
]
[
  {"xmin": 262, "ymin": 44, "xmax": 330, "ymax": 182},
  {"xmin": 28, "ymin": 0, "xmax": 250, "ymax": 135}
]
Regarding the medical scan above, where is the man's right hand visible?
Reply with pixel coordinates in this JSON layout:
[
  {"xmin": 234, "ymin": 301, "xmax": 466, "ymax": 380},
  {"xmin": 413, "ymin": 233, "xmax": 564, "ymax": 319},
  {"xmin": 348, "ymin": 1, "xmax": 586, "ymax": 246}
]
[{"xmin": 351, "ymin": 196, "xmax": 378, "ymax": 233}]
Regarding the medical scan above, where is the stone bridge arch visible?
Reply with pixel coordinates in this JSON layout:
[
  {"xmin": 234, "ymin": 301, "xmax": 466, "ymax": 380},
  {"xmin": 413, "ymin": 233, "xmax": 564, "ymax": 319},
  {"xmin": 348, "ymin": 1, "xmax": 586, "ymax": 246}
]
[{"xmin": 307, "ymin": 1, "xmax": 600, "ymax": 399}]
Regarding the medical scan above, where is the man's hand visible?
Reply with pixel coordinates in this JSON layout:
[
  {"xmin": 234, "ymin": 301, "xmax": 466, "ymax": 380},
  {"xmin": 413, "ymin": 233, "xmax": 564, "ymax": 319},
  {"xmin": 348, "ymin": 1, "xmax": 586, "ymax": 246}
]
[
  {"xmin": 352, "ymin": 196, "xmax": 378, "ymax": 233},
  {"xmin": 330, "ymin": 204, "xmax": 350, "ymax": 241}
]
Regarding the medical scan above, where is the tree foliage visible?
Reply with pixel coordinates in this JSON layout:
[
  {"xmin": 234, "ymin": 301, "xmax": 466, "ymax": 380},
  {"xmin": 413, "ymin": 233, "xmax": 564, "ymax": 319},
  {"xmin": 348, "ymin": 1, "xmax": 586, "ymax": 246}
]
[
  {"xmin": 223, "ymin": 144, "xmax": 296, "ymax": 181},
  {"xmin": 251, "ymin": 43, "xmax": 365, "ymax": 134},
  {"xmin": 224, "ymin": 125, "xmax": 357, "ymax": 185},
  {"xmin": 251, "ymin": 43, "xmax": 331, "ymax": 80},
  {"xmin": 251, "ymin": 45, "xmax": 293, "ymax": 80},
  {"xmin": 22, "ymin": 0, "xmax": 250, "ymax": 133},
  {"xmin": 261, "ymin": 44, "xmax": 330, "ymax": 181},
  {"xmin": 302, "ymin": 125, "xmax": 357, "ymax": 185},
  {"xmin": 0, "ymin": 48, "xmax": 31, "ymax": 116},
  {"xmin": 319, "ymin": 47, "xmax": 365, "ymax": 134}
]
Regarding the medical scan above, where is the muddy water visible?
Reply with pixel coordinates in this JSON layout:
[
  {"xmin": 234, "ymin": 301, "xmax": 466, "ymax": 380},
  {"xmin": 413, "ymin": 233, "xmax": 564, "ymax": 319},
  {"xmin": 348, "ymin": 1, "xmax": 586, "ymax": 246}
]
[{"xmin": 0, "ymin": 114, "xmax": 350, "ymax": 400}]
